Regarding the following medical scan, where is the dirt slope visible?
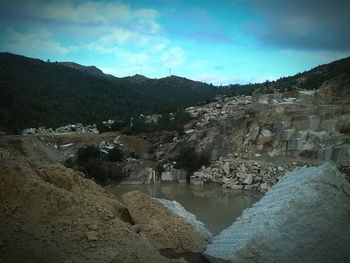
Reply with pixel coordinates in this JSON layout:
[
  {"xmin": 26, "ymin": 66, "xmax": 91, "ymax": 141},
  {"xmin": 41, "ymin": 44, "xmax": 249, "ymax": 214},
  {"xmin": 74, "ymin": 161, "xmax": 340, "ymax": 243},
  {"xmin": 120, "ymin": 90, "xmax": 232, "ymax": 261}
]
[{"xmin": 0, "ymin": 145, "xmax": 171, "ymax": 263}]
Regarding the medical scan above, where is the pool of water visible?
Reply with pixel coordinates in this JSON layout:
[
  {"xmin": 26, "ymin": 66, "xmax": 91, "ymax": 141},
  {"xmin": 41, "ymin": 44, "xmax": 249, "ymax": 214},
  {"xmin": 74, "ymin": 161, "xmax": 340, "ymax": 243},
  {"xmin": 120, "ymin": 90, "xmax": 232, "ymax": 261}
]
[{"xmin": 106, "ymin": 183, "xmax": 262, "ymax": 235}]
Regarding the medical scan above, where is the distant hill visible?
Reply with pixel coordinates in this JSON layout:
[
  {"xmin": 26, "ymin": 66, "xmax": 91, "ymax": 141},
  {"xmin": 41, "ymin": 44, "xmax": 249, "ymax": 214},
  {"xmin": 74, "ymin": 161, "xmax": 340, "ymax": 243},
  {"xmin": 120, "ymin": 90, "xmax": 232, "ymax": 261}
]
[
  {"xmin": 0, "ymin": 53, "xmax": 228, "ymax": 133},
  {"xmin": 58, "ymin": 62, "xmax": 106, "ymax": 77},
  {"xmin": 238, "ymin": 56, "xmax": 350, "ymax": 96},
  {"xmin": 1, "ymin": 52, "xmax": 349, "ymax": 133}
]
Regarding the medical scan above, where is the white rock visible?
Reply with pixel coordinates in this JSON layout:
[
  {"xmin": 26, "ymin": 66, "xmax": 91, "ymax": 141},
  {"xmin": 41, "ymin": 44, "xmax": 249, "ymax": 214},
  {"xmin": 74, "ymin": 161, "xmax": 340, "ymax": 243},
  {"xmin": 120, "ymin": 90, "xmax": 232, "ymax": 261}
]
[
  {"xmin": 242, "ymin": 174, "xmax": 253, "ymax": 185},
  {"xmin": 260, "ymin": 182, "xmax": 268, "ymax": 190},
  {"xmin": 222, "ymin": 162, "xmax": 230, "ymax": 175},
  {"xmin": 204, "ymin": 163, "xmax": 350, "ymax": 263},
  {"xmin": 231, "ymin": 185, "xmax": 244, "ymax": 190}
]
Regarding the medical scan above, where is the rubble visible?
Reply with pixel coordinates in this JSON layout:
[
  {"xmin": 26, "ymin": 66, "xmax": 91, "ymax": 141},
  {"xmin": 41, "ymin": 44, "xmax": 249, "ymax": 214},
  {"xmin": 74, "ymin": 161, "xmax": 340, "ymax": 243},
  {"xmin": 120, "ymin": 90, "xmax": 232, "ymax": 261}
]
[
  {"xmin": 22, "ymin": 123, "xmax": 100, "ymax": 136},
  {"xmin": 191, "ymin": 153, "xmax": 307, "ymax": 192}
]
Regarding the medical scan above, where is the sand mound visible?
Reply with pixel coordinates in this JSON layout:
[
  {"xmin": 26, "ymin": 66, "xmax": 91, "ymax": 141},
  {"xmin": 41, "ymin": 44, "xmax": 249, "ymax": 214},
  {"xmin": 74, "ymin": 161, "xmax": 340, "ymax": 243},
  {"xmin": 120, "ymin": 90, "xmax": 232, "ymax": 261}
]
[{"xmin": 0, "ymin": 146, "xmax": 170, "ymax": 262}]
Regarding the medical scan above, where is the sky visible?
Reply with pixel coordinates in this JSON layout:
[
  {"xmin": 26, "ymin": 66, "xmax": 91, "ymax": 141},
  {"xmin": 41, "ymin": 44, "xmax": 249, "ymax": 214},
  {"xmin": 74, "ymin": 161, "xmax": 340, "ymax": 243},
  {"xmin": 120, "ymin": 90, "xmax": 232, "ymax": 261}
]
[{"xmin": 0, "ymin": 0, "xmax": 349, "ymax": 85}]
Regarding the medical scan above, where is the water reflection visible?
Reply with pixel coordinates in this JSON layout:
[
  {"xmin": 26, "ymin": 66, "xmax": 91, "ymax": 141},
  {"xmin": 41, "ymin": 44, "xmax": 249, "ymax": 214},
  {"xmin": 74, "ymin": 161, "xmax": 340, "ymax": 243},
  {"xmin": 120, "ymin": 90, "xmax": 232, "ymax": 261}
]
[{"xmin": 106, "ymin": 183, "xmax": 262, "ymax": 235}]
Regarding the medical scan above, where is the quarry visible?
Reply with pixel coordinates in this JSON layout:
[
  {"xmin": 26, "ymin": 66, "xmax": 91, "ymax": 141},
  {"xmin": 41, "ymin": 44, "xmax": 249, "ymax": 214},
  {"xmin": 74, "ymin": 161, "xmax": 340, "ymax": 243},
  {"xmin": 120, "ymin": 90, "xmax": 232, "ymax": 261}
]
[{"xmin": 1, "ymin": 82, "xmax": 350, "ymax": 262}]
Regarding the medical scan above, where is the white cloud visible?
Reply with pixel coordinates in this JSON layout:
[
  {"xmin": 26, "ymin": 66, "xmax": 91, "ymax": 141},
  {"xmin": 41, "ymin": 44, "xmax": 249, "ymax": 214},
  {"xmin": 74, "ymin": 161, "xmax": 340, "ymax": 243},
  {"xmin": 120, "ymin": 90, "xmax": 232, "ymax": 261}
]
[
  {"xmin": 100, "ymin": 65, "xmax": 156, "ymax": 78},
  {"xmin": 21, "ymin": 1, "xmax": 131, "ymax": 25},
  {"xmin": 193, "ymin": 73, "xmax": 277, "ymax": 85},
  {"xmin": 4, "ymin": 28, "xmax": 76, "ymax": 56},
  {"xmin": 1, "ymin": 0, "xmax": 188, "ymax": 78},
  {"xmin": 160, "ymin": 46, "xmax": 185, "ymax": 68},
  {"xmin": 193, "ymin": 73, "xmax": 236, "ymax": 85},
  {"xmin": 118, "ymin": 50, "xmax": 150, "ymax": 65}
]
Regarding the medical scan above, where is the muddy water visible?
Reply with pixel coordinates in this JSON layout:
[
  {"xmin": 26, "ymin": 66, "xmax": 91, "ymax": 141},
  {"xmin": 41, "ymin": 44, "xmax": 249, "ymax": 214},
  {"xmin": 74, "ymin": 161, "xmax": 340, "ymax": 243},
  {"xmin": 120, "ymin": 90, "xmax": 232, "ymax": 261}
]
[{"xmin": 106, "ymin": 184, "xmax": 262, "ymax": 235}]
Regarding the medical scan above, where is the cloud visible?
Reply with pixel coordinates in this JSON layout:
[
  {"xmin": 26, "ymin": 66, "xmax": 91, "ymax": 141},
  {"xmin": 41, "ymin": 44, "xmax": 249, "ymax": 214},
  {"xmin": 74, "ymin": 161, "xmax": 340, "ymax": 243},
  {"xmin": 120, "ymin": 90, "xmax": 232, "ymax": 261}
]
[
  {"xmin": 194, "ymin": 72, "xmax": 277, "ymax": 85},
  {"xmin": 0, "ymin": 0, "xmax": 157, "ymax": 27},
  {"xmin": 3, "ymin": 28, "xmax": 76, "ymax": 56},
  {"xmin": 251, "ymin": 0, "xmax": 350, "ymax": 51},
  {"xmin": 160, "ymin": 46, "xmax": 185, "ymax": 67},
  {"xmin": 100, "ymin": 65, "xmax": 156, "ymax": 78},
  {"xmin": 0, "ymin": 0, "xmax": 161, "ymax": 46},
  {"xmin": 0, "ymin": 0, "xmax": 167, "ymax": 63}
]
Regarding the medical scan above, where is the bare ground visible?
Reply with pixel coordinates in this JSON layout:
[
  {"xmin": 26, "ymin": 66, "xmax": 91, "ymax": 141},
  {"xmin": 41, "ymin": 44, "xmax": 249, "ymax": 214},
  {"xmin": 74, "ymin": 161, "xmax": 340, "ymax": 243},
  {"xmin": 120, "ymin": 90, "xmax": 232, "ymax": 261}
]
[{"xmin": 0, "ymin": 140, "xmax": 172, "ymax": 262}]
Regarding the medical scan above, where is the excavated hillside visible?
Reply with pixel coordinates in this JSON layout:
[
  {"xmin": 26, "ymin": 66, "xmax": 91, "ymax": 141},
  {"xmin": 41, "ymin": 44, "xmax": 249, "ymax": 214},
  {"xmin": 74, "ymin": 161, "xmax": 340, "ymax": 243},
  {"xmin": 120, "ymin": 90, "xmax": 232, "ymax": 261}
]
[{"xmin": 0, "ymin": 138, "xmax": 172, "ymax": 263}]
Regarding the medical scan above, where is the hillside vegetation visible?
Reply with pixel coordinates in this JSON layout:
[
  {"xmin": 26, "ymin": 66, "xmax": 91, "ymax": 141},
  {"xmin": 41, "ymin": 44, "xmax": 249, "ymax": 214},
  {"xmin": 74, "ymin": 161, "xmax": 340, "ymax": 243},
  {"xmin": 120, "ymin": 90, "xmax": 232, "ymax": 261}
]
[
  {"xmin": 0, "ymin": 53, "xmax": 228, "ymax": 133},
  {"xmin": 1, "ymin": 52, "xmax": 349, "ymax": 133}
]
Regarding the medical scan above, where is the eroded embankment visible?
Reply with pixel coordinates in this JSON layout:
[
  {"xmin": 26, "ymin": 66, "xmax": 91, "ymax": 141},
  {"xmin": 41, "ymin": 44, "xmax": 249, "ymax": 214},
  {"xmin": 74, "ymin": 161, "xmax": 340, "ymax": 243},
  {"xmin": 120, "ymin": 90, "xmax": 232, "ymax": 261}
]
[{"xmin": 0, "ymin": 142, "xmax": 172, "ymax": 262}]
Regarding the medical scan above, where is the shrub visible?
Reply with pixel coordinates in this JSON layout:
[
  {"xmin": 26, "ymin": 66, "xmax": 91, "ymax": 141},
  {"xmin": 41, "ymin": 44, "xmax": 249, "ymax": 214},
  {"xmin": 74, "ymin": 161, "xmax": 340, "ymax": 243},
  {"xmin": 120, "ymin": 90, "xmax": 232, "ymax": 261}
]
[
  {"xmin": 63, "ymin": 156, "xmax": 75, "ymax": 168},
  {"xmin": 111, "ymin": 118, "xmax": 129, "ymax": 131},
  {"xmin": 96, "ymin": 122, "xmax": 111, "ymax": 133},
  {"xmin": 156, "ymin": 162, "xmax": 165, "ymax": 175},
  {"xmin": 129, "ymin": 151, "xmax": 139, "ymax": 159},
  {"xmin": 77, "ymin": 145, "xmax": 100, "ymax": 165},
  {"xmin": 174, "ymin": 146, "xmax": 210, "ymax": 176},
  {"xmin": 108, "ymin": 148, "xmax": 124, "ymax": 162},
  {"xmin": 83, "ymin": 159, "xmax": 124, "ymax": 184}
]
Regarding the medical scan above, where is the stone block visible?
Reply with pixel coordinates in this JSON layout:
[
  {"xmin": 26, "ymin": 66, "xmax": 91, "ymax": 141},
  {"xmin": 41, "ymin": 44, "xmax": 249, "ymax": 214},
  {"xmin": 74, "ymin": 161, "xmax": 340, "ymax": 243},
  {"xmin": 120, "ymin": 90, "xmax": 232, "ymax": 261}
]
[{"xmin": 204, "ymin": 164, "xmax": 350, "ymax": 263}]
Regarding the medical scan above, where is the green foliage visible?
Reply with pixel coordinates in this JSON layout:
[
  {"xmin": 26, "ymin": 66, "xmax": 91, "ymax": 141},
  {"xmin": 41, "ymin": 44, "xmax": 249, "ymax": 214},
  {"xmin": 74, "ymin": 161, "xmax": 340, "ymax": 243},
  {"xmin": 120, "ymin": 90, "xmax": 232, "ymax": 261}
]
[
  {"xmin": 129, "ymin": 151, "xmax": 139, "ymax": 159},
  {"xmin": 0, "ymin": 53, "xmax": 229, "ymax": 133},
  {"xmin": 96, "ymin": 122, "xmax": 111, "ymax": 133},
  {"xmin": 129, "ymin": 109, "xmax": 192, "ymax": 133},
  {"xmin": 174, "ymin": 146, "xmax": 210, "ymax": 176},
  {"xmin": 108, "ymin": 148, "xmax": 124, "ymax": 162},
  {"xmin": 64, "ymin": 145, "xmax": 125, "ymax": 184},
  {"xmin": 63, "ymin": 157, "xmax": 75, "ymax": 168},
  {"xmin": 83, "ymin": 159, "xmax": 124, "ymax": 184},
  {"xmin": 76, "ymin": 145, "xmax": 100, "ymax": 165},
  {"xmin": 156, "ymin": 162, "xmax": 165, "ymax": 175},
  {"xmin": 111, "ymin": 118, "xmax": 129, "ymax": 131}
]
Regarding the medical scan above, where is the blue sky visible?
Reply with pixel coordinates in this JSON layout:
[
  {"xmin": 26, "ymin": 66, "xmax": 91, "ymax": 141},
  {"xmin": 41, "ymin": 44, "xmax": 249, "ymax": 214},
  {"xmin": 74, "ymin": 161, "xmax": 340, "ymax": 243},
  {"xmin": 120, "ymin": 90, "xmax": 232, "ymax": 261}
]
[{"xmin": 0, "ymin": 0, "xmax": 349, "ymax": 84}]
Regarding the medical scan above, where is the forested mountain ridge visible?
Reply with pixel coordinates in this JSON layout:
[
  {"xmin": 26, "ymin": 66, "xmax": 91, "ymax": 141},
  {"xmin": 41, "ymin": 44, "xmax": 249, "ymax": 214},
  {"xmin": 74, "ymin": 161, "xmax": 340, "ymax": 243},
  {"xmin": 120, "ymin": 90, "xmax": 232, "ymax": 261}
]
[
  {"xmin": 1, "ymin": 52, "xmax": 349, "ymax": 134},
  {"xmin": 0, "ymin": 53, "xmax": 229, "ymax": 133}
]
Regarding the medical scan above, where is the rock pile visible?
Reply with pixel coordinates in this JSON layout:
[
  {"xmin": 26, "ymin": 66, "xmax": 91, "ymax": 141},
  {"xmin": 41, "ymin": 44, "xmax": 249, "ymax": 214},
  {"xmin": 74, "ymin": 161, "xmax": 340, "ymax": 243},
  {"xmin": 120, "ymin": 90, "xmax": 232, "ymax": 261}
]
[
  {"xmin": 22, "ymin": 123, "xmax": 99, "ymax": 135},
  {"xmin": 185, "ymin": 95, "xmax": 253, "ymax": 128},
  {"xmin": 193, "ymin": 154, "xmax": 306, "ymax": 192}
]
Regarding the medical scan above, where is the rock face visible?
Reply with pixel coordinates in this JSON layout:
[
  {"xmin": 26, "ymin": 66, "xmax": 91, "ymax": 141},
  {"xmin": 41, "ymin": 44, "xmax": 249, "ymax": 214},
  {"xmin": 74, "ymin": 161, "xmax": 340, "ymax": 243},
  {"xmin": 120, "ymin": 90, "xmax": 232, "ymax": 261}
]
[
  {"xmin": 182, "ymin": 91, "xmax": 350, "ymax": 165},
  {"xmin": 122, "ymin": 191, "xmax": 210, "ymax": 254},
  {"xmin": 204, "ymin": 163, "xmax": 350, "ymax": 263}
]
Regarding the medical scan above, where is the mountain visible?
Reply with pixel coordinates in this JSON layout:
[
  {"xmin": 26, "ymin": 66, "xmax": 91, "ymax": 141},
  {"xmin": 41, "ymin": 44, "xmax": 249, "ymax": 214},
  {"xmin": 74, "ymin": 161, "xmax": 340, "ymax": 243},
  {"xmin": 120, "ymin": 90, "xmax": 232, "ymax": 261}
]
[
  {"xmin": 0, "ymin": 53, "xmax": 228, "ymax": 133},
  {"xmin": 247, "ymin": 56, "xmax": 350, "ymax": 95},
  {"xmin": 58, "ymin": 62, "xmax": 106, "ymax": 77},
  {"xmin": 1, "ymin": 52, "xmax": 349, "ymax": 133}
]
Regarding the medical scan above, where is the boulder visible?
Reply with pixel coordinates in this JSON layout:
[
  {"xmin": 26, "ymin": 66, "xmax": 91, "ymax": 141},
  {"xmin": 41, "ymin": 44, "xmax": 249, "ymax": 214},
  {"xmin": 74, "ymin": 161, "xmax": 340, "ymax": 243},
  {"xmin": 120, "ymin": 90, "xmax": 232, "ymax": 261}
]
[
  {"xmin": 222, "ymin": 162, "xmax": 230, "ymax": 175},
  {"xmin": 122, "ymin": 191, "xmax": 210, "ymax": 254},
  {"xmin": 230, "ymin": 185, "xmax": 244, "ymax": 190},
  {"xmin": 242, "ymin": 174, "xmax": 253, "ymax": 185},
  {"xmin": 161, "ymin": 171, "xmax": 174, "ymax": 182},
  {"xmin": 156, "ymin": 198, "xmax": 212, "ymax": 238},
  {"xmin": 204, "ymin": 163, "xmax": 350, "ymax": 263}
]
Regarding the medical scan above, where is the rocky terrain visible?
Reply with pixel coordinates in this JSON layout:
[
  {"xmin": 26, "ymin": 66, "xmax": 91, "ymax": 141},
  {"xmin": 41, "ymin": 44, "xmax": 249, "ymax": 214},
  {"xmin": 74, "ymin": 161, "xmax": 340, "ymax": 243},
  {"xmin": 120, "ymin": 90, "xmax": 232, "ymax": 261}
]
[
  {"xmin": 1, "ymin": 55, "xmax": 350, "ymax": 262},
  {"xmin": 6, "ymin": 82, "xmax": 350, "ymax": 191},
  {"xmin": 151, "ymin": 85, "xmax": 350, "ymax": 190}
]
